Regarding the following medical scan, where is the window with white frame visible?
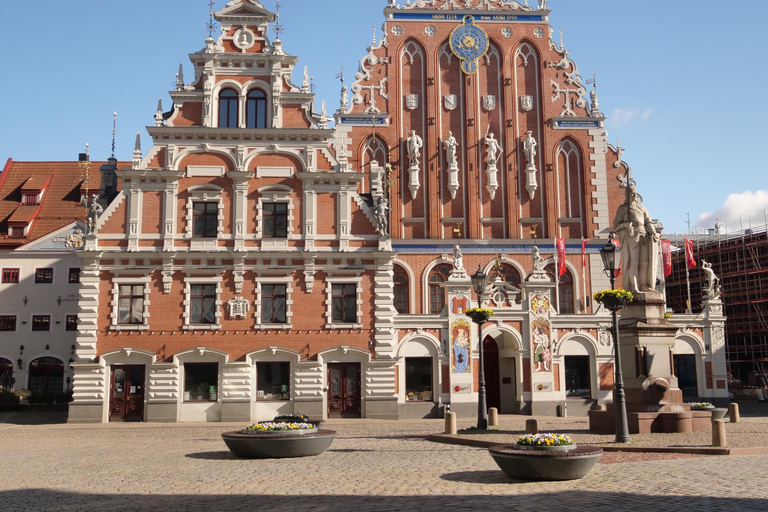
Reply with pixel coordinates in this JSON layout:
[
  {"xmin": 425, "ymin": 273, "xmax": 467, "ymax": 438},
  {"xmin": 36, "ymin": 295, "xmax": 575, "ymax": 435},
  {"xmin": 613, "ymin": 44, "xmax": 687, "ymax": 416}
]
[
  {"xmin": 257, "ymin": 186, "xmax": 294, "ymax": 250},
  {"xmin": 183, "ymin": 277, "xmax": 222, "ymax": 330},
  {"xmin": 324, "ymin": 277, "xmax": 362, "ymax": 329},
  {"xmin": 186, "ymin": 186, "xmax": 224, "ymax": 248},
  {"xmin": 254, "ymin": 278, "xmax": 293, "ymax": 330},
  {"xmin": 183, "ymin": 362, "xmax": 219, "ymax": 402},
  {"xmin": 110, "ymin": 277, "xmax": 150, "ymax": 331}
]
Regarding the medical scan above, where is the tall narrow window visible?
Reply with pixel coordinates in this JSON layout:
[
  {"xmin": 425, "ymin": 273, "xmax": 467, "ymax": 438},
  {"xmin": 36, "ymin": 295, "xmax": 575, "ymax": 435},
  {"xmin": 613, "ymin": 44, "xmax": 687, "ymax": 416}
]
[
  {"xmin": 393, "ymin": 265, "xmax": 409, "ymax": 314},
  {"xmin": 263, "ymin": 203, "xmax": 288, "ymax": 238},
  {"xmin": 546, "ymin": 265, "xmax": 575, "ymax": 314},
  {"xmin": 193, "ymin": 202, "xmax": 218, "ymax": 238},
  {"xmin": 191, "ymin": 284, "xmax": 217, "ymax": 324},
  {"xmin": 218, "ymin": 88, "xmax": 239, "ymax": 128},
  {"xmin": 246, "ymin": 89, "xmax": 267, "ymax": 129},
  {"xmin": 118, "ymin": 285, "xmax": 144, "ymax": 325},
  {"xmin": 262, "ymin": 284, "xmax": 287, "ymax": 324},
  {"xmin": 564, "ymin": 356, "xmax": 590, "ymax": 398},
  {"xmin": 428, "ymin": 264, "xmax": 452, "ymax": 314},
  {"xmin": 332, "ymin": 284, "xmax": 357, "ymax": 323}
]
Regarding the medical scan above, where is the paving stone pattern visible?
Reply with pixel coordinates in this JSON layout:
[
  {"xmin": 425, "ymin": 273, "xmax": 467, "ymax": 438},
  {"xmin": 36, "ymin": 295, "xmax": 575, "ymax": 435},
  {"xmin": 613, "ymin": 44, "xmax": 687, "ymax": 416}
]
[{"xmin": 1, "ymin": 416, "xmax": 767, "ymax": 511}]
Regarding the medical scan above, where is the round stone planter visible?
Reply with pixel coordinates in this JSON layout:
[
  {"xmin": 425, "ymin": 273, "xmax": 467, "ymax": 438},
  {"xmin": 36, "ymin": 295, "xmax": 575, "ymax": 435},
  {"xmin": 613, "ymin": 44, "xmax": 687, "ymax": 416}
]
[
  {"xmin": 221, "ymin": 429, "xmax": 337, "ymax": 459},
  {"xmin": 513, "ymin": 444, "xmax": 575, "ymax": 453},
  {"xmin": 711, "ymin": 408, "xmax": 727, "ymax": 421},
  {"xmin": 488, "ymin": 444, "xmax": 603, "ymax": 481}
]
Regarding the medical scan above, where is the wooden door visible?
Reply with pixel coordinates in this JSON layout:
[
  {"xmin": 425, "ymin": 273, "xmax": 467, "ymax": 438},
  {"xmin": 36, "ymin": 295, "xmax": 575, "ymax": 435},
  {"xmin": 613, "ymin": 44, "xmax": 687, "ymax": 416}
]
[
  {"xmin": 484, "ymin": 336, "xmax": 500, "ymax": 411},
  {"xmin": 109, "ymin": 365, "xmax": 145, "ymax": 422},
  {"xmin": 327, "ymin": 363, "xmax": 361, "ymax": 418}
]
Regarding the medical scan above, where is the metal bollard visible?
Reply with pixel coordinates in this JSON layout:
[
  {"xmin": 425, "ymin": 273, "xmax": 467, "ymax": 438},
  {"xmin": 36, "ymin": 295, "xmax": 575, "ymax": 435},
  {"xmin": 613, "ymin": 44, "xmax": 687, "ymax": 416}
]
[
  {"xmin": 526, "ymin": 418, "xmax": 538, "ymax": 435},
  {"xmin": 712, "ymin": 419, "xmax": 727, "ymax": 447},
  {"xmin": 445, "ymin": 411, "xmax": 457, "ymax": 435},
  {"xmin": 488, "ymin": 407, "xmax": 498, "ymax": 427},
  {"xmin": 729, "ymin": 403, "xmax": 740, "ymax": 423}
]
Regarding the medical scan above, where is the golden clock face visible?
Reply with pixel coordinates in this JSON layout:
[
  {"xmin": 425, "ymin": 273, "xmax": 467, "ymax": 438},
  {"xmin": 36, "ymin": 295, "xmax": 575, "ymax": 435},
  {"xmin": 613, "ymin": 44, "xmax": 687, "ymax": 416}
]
[{"xmin": 449, "ymin": 15, "xmax": 489, "ymax": 74}]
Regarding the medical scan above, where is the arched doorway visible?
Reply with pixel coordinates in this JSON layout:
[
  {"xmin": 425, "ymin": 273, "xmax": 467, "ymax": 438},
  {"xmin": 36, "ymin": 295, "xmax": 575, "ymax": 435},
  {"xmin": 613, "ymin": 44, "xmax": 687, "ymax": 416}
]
[
  {"xmin": 0, "ymin": 358, "xmax": 13, "ymax": 394},
  {"xmin": 28, "ymin": 357, "xmax": 64, "ymax": 397},
  {"xmin": 484, "ymin": 328, "xmax": 521, "ymax": 413},
  {"xmin": 484, "ymin": 336, "xmax": 500, "ymax": 411}
]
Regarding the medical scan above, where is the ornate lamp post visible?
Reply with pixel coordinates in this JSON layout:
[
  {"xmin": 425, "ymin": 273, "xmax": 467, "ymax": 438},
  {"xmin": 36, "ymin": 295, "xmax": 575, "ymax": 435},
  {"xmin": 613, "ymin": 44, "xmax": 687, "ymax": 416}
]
[
  {"xmin": 470, "ymin": 266, "xmax": 489, "ymax": 430},
  {"xmin": 599, "ymin": 238, "xmax": 631, "ymax": 443}
]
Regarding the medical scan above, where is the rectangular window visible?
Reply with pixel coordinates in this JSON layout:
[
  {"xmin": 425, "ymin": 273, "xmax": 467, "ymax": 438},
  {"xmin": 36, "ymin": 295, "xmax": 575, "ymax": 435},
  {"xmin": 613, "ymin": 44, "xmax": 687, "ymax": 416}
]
[
  {"xmin": 405, "ymin": 357, "xmax": 433, "ymax": 402},
  {"xmin": 256, "ymin": 362, "xmax": 290, "ymax": 400},
  {"xmin": 263, "ymin": 203, "xmax": 288, "ymax": 238},
  {"xmin": 193, "ymin": 202, "xmax": 218, "ymax": 238},
  {"xmin": 0, "ymin": 316, "xmax": 16, "ymax": 331},
  {"xmin": 564, "ymin": 356, "xmax": 591, "ymax": 398},
  {"xmin": 183, "ymin": 363, "xmax": 218, "ymax": 402},
  {"xmin": 191, "ymin": 284, "xmax": 216, "ymax": 324},
  {"xmin": 332, "ymin": 284, "xmax": 357, "ymax": 323},
  {"xmin": 34, "ymin": 268, "xmax": 53, "ymax": 284},
  {"xmin": 32, "ymin": 315, "xmax": 51, "ymax": 331},
  {"xmin": 118, "ymin": 285, "xmax": 144, "ymax": 325},
  {"xmin": 2, "ymin": 268, "xmax": 20, "ymax": 283},
  {"xmin": 65, "ymin": 315, "xmax": 78, "ymax": 332},
  {"xmin": 68, "ymin": 268, "xmax": 81, "ymax": 284},
  {"xmin": 262, "ymin": 284, "xmax": 287, "ymax": 324}
]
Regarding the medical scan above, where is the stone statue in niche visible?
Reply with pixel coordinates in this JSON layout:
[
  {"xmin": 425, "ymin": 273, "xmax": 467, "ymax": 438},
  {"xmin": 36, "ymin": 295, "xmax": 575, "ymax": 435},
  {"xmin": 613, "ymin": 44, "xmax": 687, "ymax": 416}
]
[
  {"xmin": 523, "ymin": 131, "xmax": 537, "ymax": 167},
  {"xmin": 613, "ymin": 183, "xmax": 660, "ymax": 294},
  {"xmin": 444, "ymin": 131, "xmax": 459, "ymax": 169},
  {"xmin": 407, "ymin": 129, "xmax": 423, "ymax": 169},
  {"xmin": 373, "ymin": 196, "xmax": 390, "ymax": 237},
  {"xmin": 340, "ymin": 85, "xmax": 349, "ymax": 112},
  {"xmin": 484, "ymin": 130, "xmax": 502, "ymax": 167},
  {"xmin": 701, "ymin": 259, "xmax": 721, "ymax": 299}
]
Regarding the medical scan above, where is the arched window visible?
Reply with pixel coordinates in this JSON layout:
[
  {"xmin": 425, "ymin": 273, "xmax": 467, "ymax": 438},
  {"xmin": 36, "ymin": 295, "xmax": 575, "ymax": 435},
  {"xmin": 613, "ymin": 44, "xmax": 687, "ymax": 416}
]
[
  {"xmin": 491, "ymin": 263, "xmax": 521, "ymax": 288},
  {"xmin": 0, "ymin": 358, "xmax": 13, "ymax": 394},
  {"xmin": 393, "ymin": 265, "xmax": 409, "ymax": 314},
  {"xmin": 28, "ymin": 357, "xmax": 64, "ymax": 396},
  {"xmin": 428, "ymin": 264, "xmax": 452, "ymax": 315},
  {"xmin": 246, "ymin": 89, "xmax": 267, "ymax": 129},
  {"xmin": 218, "ymin": 89, "xmax": 239, "ymax": 128},
  {"xmin": 546, "ymin": 265, "xmax": 574, "ymax": 314}
]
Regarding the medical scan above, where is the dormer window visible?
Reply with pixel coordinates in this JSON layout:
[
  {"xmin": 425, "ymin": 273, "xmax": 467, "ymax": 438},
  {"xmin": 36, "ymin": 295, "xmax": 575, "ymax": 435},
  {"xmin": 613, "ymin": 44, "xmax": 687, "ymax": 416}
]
[
  {"xmin": 218, "ymin": 89, "xmax": 239, "ymax": 128},
  {"xmin": 9, "ymin": 227, "xmax": 25, "ymax": 238},
  {"xmin": 23, "ymin": 193, "xmax": 40, "ymax": 206},
  {"xmin": 246, "ymin": 89, "xmax": 267, "ymax": 128}
]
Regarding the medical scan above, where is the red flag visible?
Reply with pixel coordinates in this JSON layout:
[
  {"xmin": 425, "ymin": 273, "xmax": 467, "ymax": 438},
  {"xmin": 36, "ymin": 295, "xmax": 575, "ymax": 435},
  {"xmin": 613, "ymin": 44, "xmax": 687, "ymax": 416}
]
[
  {"xmin": 661, "ymin": 240, "xmax": 672, "ymax": 277},
  {"xmin": 685, "ymin": 238, "xmax": 697, "ymax": 269},
  {"xmin": 581, "ymin": 238, "xmax": 591, "ymax": 269},
  {"xmin": 556, "ymin": 238, "xmax": 567, "ymax": 276}
]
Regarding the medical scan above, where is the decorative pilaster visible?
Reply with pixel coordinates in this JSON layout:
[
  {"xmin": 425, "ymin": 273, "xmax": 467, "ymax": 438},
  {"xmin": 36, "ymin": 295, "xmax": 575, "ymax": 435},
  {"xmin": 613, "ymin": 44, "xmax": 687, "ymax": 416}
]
[{"xmin": 373, "ymin": 257, "xmax": 397, "ymax": 358}]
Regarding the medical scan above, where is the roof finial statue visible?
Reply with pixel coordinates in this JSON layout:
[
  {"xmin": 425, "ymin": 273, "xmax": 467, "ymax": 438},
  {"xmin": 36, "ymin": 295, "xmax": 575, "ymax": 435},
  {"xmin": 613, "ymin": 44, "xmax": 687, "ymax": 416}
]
[
  {"xmin": 336, "ymin": 66, "xmax": 349, "ymax": 113},
  {"xmin": 154, "ymin": 99, "xmax": 164, "ymax": 127},
  {"xmin": 111, "ymin": 112, "xmax": 117, "ymax": 159},
  {"xmin": 302, "ymin": 66, "xmax": 310, "ymax": 93},
  {"xmin": 587, "ymin": 71, "xmax": 600, "ymax": 116},
  {"xmin": 372, "ymin": 25, "xmax": 377, "ymax": 47}
]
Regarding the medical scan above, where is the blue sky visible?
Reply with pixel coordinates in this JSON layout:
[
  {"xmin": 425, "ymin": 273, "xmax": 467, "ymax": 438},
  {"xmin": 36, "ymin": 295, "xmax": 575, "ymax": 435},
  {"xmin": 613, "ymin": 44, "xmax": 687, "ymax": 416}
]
[{"xmin": 0, "ymin": 0, "xmax": 765, "ymax": 235}]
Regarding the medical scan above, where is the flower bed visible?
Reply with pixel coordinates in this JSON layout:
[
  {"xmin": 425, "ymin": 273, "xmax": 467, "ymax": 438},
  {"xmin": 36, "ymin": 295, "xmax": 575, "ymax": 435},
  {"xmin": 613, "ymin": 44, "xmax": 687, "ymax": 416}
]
[
  {"xmin": 243, "ymin": 421, "xmax": 316, "ymax": 433},
  {"xmin": 689, "ymin": 402, "xmax": 714, "ymax": 410},
  {"xmin": 517, "ymin": 433, "xmax": 573, "ymax": 447}
]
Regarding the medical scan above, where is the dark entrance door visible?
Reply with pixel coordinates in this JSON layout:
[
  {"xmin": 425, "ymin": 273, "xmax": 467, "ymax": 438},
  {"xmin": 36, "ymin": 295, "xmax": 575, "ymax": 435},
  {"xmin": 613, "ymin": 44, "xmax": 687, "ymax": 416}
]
[
  {"xmin": 109, "ymin": 365, "xmax": 145, "ymax": 422},
  {"xmin": 484, "ymin": 336, "xmax": 500, "ymax": 411},
  {"xmin": 674, "ymin": 355, "xmax": 698, "ymax": 399},
  {"xmin": 327, "ymin": 363, "xmax": 361, "ymax": 418}
]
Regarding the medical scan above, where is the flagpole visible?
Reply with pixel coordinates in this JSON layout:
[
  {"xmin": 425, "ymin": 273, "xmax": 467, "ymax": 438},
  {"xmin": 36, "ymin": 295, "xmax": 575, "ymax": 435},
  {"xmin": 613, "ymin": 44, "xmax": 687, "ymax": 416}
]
[
  {"xmin": 685, "ymin": 265, "xmax": 692, "ymax": 314},
  {"xmin": 554, "ymin": 238, "xmax": 560, "ymax": 313}
]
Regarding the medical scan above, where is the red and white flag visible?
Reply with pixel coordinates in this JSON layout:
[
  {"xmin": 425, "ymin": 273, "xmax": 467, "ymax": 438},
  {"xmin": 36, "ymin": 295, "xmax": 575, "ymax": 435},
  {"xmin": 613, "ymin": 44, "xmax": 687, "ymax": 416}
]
[
  {"xmin": 661, "ymin": 240, "xmax": 673, "ymax": 277},
  {"xmin": 581, "ymin": 238, "xmax": 591, "ymax": 269},
  {"xmin": 556, "ymin": 238, "xmax": 567, "ymax": 276},
  {"xmin": 684, "ymin": 238, "xmax": 697, "ymax": 269}
]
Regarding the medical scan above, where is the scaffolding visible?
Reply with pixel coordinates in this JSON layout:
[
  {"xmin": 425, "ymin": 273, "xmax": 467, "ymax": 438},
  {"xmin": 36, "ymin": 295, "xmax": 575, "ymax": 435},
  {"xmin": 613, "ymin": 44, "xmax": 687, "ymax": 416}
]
[{"xmin": 665, "ymin": 226, "xmax": 768, "ymax": 384}]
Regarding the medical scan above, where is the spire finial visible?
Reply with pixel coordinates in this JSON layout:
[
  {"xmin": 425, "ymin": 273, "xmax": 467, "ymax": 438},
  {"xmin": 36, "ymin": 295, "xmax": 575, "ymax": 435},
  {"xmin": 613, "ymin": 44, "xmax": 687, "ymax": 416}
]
[
  {"xmin": 273, "ymin": 0, "xmax": 283, "ymax": 40},
  {"xmin": 335, "ymin": 65, "xmax": 345, "ymax": 85},
  {"xmin": 155, "ymin": 99, "xmax": 164, "ymax": 127},
  {"xmin": 111, "ymin": 112, "xmax": 117, "ymax": 159},
  {"xmin": 372, "ymin": 25, "xmax": 377, "ymax": 46},
  {"xmin": 176, "ymin": 64, "xmax": 185, "ymax": 91},
  {"xmin": 559, "ymin": 30, "xmax": 564, "ymax": 51},
  {"xmin": 205, "ymin": 0, "xmax": 217, "ymax": 38}
]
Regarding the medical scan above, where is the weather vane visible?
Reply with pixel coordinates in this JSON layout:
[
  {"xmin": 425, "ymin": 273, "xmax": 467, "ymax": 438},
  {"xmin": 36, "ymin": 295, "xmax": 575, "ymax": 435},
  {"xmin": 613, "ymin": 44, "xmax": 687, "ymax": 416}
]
[
  {"xmin": 111, "ymin": 112, "xmax": 117, "ymax": 159},
  {"xmin": 205, "ymin": 0, "xmax": 217, "ymax": 38}
]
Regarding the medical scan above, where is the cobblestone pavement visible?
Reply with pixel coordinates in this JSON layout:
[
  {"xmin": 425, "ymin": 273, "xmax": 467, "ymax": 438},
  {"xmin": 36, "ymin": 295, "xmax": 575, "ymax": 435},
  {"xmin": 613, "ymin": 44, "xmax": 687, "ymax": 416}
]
[{"xmin": 1, "ymin": 418, "xmax": 767, "ymax": 511}]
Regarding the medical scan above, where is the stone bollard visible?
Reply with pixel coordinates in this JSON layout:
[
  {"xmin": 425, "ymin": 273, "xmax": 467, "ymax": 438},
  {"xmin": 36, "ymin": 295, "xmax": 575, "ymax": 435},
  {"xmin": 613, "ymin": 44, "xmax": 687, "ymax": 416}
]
[
  {"xmin": 712, "ymin": 419, "xmax": 727, "ymax": 447},
  {"xmin": 445, "ymin": 411, "xmax": 457, "ymax": 435},
  {"xmin": 596, "ymin": 403, "xmax": 607, "ymax": 412},
  {"xmin": 526, "ymin": 419, "xmax": 538, "ymax": 435},
  {"xmin": 729, "ymin": 403, "xmax": 740, "ymax": 423},
  {"xmin": 488, "ymin": 408, "xmax": 499, "ymax": 427}
]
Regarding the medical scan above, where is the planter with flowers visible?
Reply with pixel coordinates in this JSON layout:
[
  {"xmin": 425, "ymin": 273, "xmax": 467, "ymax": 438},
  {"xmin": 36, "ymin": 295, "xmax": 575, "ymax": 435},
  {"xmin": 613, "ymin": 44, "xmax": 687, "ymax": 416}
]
[
  {"xmin": 221, "ymin": 421, "xmax": 336, "ymax": 459},
  {"xmin": 488, "ymin": 433, "xmax": 602, "ymax": 481},
  {"xmin": 465, "ymin": 307, "xmax": 494, "ymax": 324},
  {"xmin": 593, "ymin": 289, "xmax": 634, "ymax": 311},
  {"xmin": 689, "ymin": 401, "xmax": 727, "ymax": 421},
  {"xmin": 272, "ymin": 413, "xmax": 323, "ymax": 428}
]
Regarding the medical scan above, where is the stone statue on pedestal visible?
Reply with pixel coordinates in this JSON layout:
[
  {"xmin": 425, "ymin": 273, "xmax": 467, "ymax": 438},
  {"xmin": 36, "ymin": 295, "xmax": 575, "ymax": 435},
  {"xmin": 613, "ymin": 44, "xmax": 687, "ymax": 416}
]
[
  {"xmin": 523, "ymin": 131, "xmax": 537, "ymax": 167},
  {"xmin": 407, "ymin": 129, "xmax": 423, "ymax": 169},
  {"xmin": 444, "ymin": 131, "xmax": 458, "ymax": 168},
  {"xmin": 373, "ymin": 196, "xmax": 389, "ymax": 237},
  {"xmin": 701, "ymin": 260, "xmax": 721, "ymax": 299},
  {"xmin": 83, "ymin": 195, "xmax": 103, "ymax": 235},
  {"xmin": 453, "ymin": 245, "xmax": 464, "ymax": 273},
  {"xmin": 613, "ymin": 183, "xmax": 659, "ymax": 294},
  {"xmin": 485, "ymin": 131, "xmax": 502, "ymax": 167}
]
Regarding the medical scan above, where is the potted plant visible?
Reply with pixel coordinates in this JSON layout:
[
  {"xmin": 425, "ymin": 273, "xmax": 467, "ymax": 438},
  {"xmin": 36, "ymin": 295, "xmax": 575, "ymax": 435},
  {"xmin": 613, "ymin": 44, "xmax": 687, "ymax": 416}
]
[
  {"xmin": 689, "ymin": 401, "xmax": 715, "ymax": 411},
  {"xmin": 465, "ymin": 307, "xmax": 494, "ymax": 324},
  {"xmin": 221, "ymin": 421, "xmax": 336, "ymax": 459},
  {"xmin": 514, "ymin": 433, "xmax": 575, "ymax": 452},
  {"xmin": 273, "ymin": 413, "xmax": 322, "ymax": 428},
  {"xmin": 594, "ymin": 289, "xmax": 634, "ymax": 311}
]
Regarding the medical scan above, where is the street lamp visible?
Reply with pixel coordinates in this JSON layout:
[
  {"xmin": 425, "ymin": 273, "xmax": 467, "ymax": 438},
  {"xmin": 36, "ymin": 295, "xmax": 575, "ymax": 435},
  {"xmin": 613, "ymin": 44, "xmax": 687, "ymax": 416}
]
[
  {"xmin": 471, "ymin": 265, "xmax": 488, "ymax": 430},
  {"xmin": 599, "ymin": 238, "xmax": 631, "ymax": 443}
]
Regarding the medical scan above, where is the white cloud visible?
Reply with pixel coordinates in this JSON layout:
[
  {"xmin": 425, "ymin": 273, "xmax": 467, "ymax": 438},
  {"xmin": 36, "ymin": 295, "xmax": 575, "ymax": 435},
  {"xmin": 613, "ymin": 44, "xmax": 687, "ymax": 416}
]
[
  {"xmin": 697, "ymin": 190, "xmax": 768, "ymax": 233},
  {"xmin": 610, "ymin": 107, "xmax": 653, "ymax": 128}
]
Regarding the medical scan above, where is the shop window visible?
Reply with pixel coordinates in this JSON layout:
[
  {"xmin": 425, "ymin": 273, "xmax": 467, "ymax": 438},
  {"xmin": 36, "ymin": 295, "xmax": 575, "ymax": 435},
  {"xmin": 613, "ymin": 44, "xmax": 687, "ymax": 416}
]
[
  {"xmin": 118, "ymin": 285, "xmax": 145, "ymax": 325},
  {"xmin": 405, "ymin": 357, "xmax": 433, "ymax": 402},
  {"xmin": 0, "ymin": 358, "xmax": 13, "ymax": 394},
  {"xmin": 246, "ymin": 89, "xmax": 267, "ymax": 129},
  {"xmin": 191, "ymin": 284, "xmax": 217, "ymax": 324},
  {"xmin": 193, "ymin": 202, "xmax": 219, "ymax": 238},
  {"xmin": 68, "ymin": 268, "xmax": 81, "ymax": 284},
  {"xmin": 65, "ymin": 315, "xmax": 78, "ymax": 332},
  {"xmin": 564, "ymin": 356, "xmax": 590, "ymax": 398},
  {"xmin": 262, "ymin": 284, "xmax": 287, "ymax": 324},
  {"xmin": 28, "ymin": 357, "xmax": 64, "ymax": 396},
  {"xmin": 393, "ymin": 265, "xmax": 409, "ymax": 314},
  {"xmin": 218, "ymin": 88, "xmax": 238, "ymax": 128},
  {"xmin": 256, "ymin": 362, "xmax": 290, "ymax": 400},
  {"xmin": 332, "ymin": 284, "xmax": 357, "ymax": 323},
  {"xmin": 263, "ymin": 203, "xmax": 288, "ymax": 238},
  {"xmin": 32, "ymin": 315, "xmax": 51, "ymax": 331},
  {"xmin": 34, "ymin": 268, "xmax": 53, "ymax": 284},
  {"xmin": 183, "ymin": 363, "xmax": 218, "ymax": 402},
  {"xmin": 428, "ymin": 264, "xmax": 452, "ymax": 314},
  {"xmin": 0, "ymin": 316, "xmax": 16, "ymax": 331},
  {"xmin": 2, "ymin": 268, "xmax": 19, "ymax": 283}
]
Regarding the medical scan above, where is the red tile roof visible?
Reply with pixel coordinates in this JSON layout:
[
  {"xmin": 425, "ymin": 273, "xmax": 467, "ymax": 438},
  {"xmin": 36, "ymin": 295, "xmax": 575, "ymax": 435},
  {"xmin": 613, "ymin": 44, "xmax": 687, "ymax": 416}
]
[{"xmin": 0, "ymin": 159, "xmax": 130, "ymax": 248}]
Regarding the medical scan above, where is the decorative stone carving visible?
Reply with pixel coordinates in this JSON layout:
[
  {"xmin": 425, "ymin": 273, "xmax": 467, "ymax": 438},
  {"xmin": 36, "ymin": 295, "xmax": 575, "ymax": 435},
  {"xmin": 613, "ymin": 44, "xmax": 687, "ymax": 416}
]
[
  {"xmin": 65, "ymin": 229, "xmax": 84, "ymax": 249},
  {"xmin": 374, "ymin": 196, "xmax": 389, "ymax": 237},
  {"xmin": 405, "ymin": 94, "xmax": 419, "ymax": 110},
  {"xmin": 613, "ymin": 182, "xmax": 660, "ymax": 294},
  {"xmin": 522, "ymin": 131, "xmax": 538, "ymax": 200},
  {"xmin": 484, "ymin": 130, "xmax": 502, "ymax": 200},
  {"xmin": 226, "ymin": 297, "xmax": 250, "ymax": 320},
  {"xmin": 444, "ymin": 94, "xmax": 457, "ymax": 111},
  {"xmin": 83, "ymin": 195, "xmax": 103, "ymax": 235},
  {"xmin": 406, "ymin": 129, "xmax": 423, "ymax": 199},
  {"xmin": 452, "ymin": 245, "xmax": 465, "ymax": 274},
  {"xmin": 443, "ymin": 131, "xmax": 460, "ymax": 200},
  {"xmin": 520, "ymin": 95, "xmax": 534, "ymax": 112},
  {"xmin": 482, "ymin": 95, "xmax": 496, "ymax": 111},
  {"xmin": 532, "ymin": 246, "xmax": 546, "ymax": 272}
]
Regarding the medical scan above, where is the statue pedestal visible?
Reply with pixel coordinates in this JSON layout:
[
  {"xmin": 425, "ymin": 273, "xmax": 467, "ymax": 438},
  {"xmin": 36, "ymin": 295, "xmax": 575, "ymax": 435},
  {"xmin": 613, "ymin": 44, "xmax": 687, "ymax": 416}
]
[
  {"xmin": 525, "ymin": 164, "xmax": 538, "ymax": 200},
  {"xmin": 408, "ymin": 164, "xmax": 420, "ymax": 200},
  {"xmin": 485, "ymin": 163, "xmax": 498, "ymax": 200},
  {"xmin": 447, "ymin": 164, "xmax": 460, "ymax": 200}
]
